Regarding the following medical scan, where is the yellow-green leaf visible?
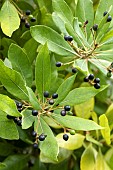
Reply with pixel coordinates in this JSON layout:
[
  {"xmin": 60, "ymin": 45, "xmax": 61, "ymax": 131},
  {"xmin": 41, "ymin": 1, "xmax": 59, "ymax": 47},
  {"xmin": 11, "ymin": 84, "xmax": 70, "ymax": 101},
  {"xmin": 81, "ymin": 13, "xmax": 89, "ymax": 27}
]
[
  {"xmin": 95, "ymin": 149, "xmax": 105, "ymax": 170},
  {"xmin": 74, "ymin": 98, "xmax": 94, "ymax": 119},
  {"xmin": 99, "ymin": 114, "xmax": 111, "ymax": 145},
  {"xmin": 105, "ymin": 103, "xmax": 113, "ymax": 129},
  {"xmin": 0, "ymin": 1, "xmax": 20, "ymax": 37},
  {"xmin": 80, "ymin": 145, "xmax": 95, "ymax": 170},
  {"xmin": 56, "ymin": 133, "xmax": 85, "ymax": 150}
]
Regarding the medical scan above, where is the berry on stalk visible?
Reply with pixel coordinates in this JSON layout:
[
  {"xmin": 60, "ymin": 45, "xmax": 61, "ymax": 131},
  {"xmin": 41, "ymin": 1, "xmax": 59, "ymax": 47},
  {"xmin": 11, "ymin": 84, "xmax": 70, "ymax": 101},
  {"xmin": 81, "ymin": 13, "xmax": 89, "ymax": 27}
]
[{"xmin": 63, "ymin": 134, "xmax": 69, "ymax": 141}]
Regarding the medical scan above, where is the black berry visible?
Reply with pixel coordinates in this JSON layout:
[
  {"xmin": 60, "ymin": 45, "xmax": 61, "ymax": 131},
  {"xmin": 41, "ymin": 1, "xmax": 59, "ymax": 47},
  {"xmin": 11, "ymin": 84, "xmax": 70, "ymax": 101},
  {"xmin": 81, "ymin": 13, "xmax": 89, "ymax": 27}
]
[
  {"xmin": 94, "ymin": 78, "xmax": 100, "ymax": 83},
  {"xmin": 32, "ymin": 110, "xmax": 38, "ymax": 116},
  {"xmin": 17, "ymin": 119, "xmax": 22, "ymax": 126},
  {"xmin": 72, "ymin": 68, "xmax": 77, "ymax": 73},
  {"xmin": 7, "ymin": 115, "xmax": 14, "ymax": 119},
  {"xmin": 64, "ymin": 105, "xmax": 71, "ymax": 111},
  {"xmin": 31, "ymin": 17, "xmax": 36, "ymax": 22},
  {"xmin": 103, "ymin": 11, "xmax": 108, "ymax": 16},
  {"xmin": 56, "ymin": 62, "xmax": 62, "ymax": 67},
  {"xmin": 39, "ymin": 134, "xmax": 46, "ymax": 141},
  {"xmin": 26, "ymin": 10, "xmax": 31, "ymax": 15},
  {"xmin": 107, "ymin": 71, "xmax": 112, "ymax": 77},
  {"xmin": 28, "ymin": 160, "xmax": 34, "ymax": 167},
  {"xmin": 52, "ymin": 93, "xmax": 58, "ymax": 99},
  {"xmin": 25, "ymin": 22, "xmax": 30, "ymax": 28},
  {"xmin": 33, "ymin": 143, "xmax": 38, "ymax": 149},
  {"xmin": 88, "ymin": 74, "xmax": 94, "ymax": 80},
  {"xmin": 63, "ymin": 134, "xmax": 69, "ymax": 141},
  {"xmin": 44, "ymin": 91, "xmax": 49, "ymax": 98},
  {"xmin": 49, "ymin": 99, "xmax": 54, "ymax": 105},
  {"xmin": 18, "ymin": 108, "xmax": 22, "ymax": 112},
  {"xmin": 16, "ymin": 102, "xmax": 22, "ymax": 108},
  {"xmin": 107, "ymin": 16, "xmax": 112, "ymax": 22},
  {"xmin": 60, "ymin": 110, "xmax": 66, "ymax": 116},
  {"xmin": 64, "ymin": 35, "xmax": 73, "ymax": 41},
  {"xmin": 13, "ymin": 117, "xmax": 18, "ymax": 123},
  {"xmin": 94, "ymin": 83, "xmax": 100, "ymax": 89},
  {"xmin": 84, "ymin": 76, "xmax": 89, "ymax": 82},
  {"xmin": 21, "ymin": 17, "xmax": 25, "ymax": 22},
  {"xmin": 93, "ymin": 24, "xmax": 98, "ymax": 31},
  {"xmin": 32, "ymin": 131, "xmax": 37, "ymax": 137}
]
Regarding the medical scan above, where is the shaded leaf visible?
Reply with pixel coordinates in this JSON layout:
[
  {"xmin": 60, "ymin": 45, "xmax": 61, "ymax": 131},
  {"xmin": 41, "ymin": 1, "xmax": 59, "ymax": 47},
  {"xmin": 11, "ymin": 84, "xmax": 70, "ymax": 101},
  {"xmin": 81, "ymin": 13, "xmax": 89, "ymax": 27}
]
[{"xmin": 22, "ymin": 110, "xmax": 35, "ymax": 129}]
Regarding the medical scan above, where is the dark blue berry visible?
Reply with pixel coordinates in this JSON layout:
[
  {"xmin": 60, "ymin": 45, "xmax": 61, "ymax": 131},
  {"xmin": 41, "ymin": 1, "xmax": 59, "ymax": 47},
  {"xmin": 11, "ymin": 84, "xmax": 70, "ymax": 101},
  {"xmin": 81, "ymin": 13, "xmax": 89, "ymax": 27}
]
[
  {"xmin": 26, "ymin": 10, "xmax": 31, "ymax": 15},
  {"xmin": 39, "ymin": 134, "xmax": 46, "ymax": 141},
  {"xmin": 94, "ymin": 83, "xmax": 100, "ymax": 89},
  {"xmin": 107, "ymin": 16, "xmax": 112, "ymax": 22},
  {"xmin": 56, "ymin": 62, "xmax": 62, "ymax": 67},
  {"xmin": 64, "ymin": 105, "xmax": 71, "ymax": 111},
  {"xmin": 88, "ymin": 74, "xmax": 94, "ymax": 80},
  {"xmin": 63, "ymin": 134, "xmax": 69, "ymax": 141},
  {"xmin": 94, "ymin": 78, "xmax": 100, "ymax": 83},
  {"xmin": 93, "ymin": 24, "xmax": 98, "ymax": 31},
  {"xmin": 52, "ymin": 93, "xmax": 58, "ymax": 99},
  {"xmin": 60, "ymin": 110, "xmax": 66, "ymax": 116},
  {"xmin": 32, "ymin": 110, "xmax": 38, "ymax": 116},
  {"xmin": 44, "ymin": 91, "xmax": 49, "ymax": 97}
]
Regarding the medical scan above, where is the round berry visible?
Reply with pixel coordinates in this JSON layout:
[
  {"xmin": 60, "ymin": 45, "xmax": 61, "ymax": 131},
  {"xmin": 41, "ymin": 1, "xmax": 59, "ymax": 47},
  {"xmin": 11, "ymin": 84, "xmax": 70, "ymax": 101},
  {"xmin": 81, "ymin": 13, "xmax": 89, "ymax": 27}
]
[
  {"xmin": 103, "ymin": 11, "xmax": 108, "ymax": 16},
  {"xmin": 69, "ymin": 129, "xmax": 75, "ymax": 135},
  {"xmin": 63, "ymin": 134, "xmax": 69, "ymax": 141},
  {"xmin": 18, "ymin": 107, "xmax": 22, "ymax": 112},
  {"xmin": 32, "ymin": 131, "xmax": 37, "ymax": 137},
  {"xmin": 17, "ymin": 119, "xmax": 22, "ymax": 126},
  {"xmin": 43, "ymin": 91, "xmax": 49, "ymax": 98},
  {"xmin": 13, "ymin": 117, "xmax": 18, "ymax": 123},
  {"xmin": 26, "ymin": 10, "xmax": 31, "ymax": 15},
  {"xmin": 84, "ymin": 76, "xmax": 89, "ymax": 82},
  {"xmin": 32, "ymin": 110, "xmax": 38, "ymax": 116},
  {"xmin": 107, "ymin": 16, "xmax": 112, "ymax": 22},
  {"xmin": 52, "ymin": 93, "xmax": 58, "ymax": 99},
  {"xmin": 21, "ymin": 17, "xmax": 25, "ymax": 22},
  {"xmin": 7, "ymin": 115, "xmax": 13, "ymax": 119},
  {"xmin": 107, "ymin": 71, "xmax": 112, "ymax": 77},
  {"xmin": 56, "ymin": 62, "xmax": 62, "ymax": 67},
  {"xmin": 64, "ymin": 35, "xmax": 73, "ymax": 41},
  {"xmin": 94, "ymin": 78, "xmax": 100, "ymax": 83},
  {"xmin": 60, "ymin": 110, "xmax": 66, "ymax": 116},
  {"xmin": 93, "ymin": 24, "xmax": 98, "ymax": 31},
  {"xmin": 72, "ymin": 68, "xmax": 77, "ymax": 73},
  {"xmin": 49, "ymin": 99, "xmax": 54, "ymax": 105},
  {"xmin": 25, "ymin": 22, "xmax": 30, "ymax": 28},
  {"xmin": 31, "ymin": 17, "xmax": 36, "ymax": 22},
  {"xmin": 33, "ymin": 143, "xmax": 38, "ymax": 149},
  {"xmin": 16, "ymin": 102, "xmax": 22, "ymax": 108},
  {"xmin": 39, "ymin": 134, "xmax": 46, "ymax": 141},
  {"xmin": 64, "ymin": 105, "xmax": 71, "ymax": 111},
  {"xmin": 94, "ymin": 83, "xmax": 100, "ymax": 89},
  {"xmin": 88, "ymin": 74, "xmax": 94, "ymax": 80}
]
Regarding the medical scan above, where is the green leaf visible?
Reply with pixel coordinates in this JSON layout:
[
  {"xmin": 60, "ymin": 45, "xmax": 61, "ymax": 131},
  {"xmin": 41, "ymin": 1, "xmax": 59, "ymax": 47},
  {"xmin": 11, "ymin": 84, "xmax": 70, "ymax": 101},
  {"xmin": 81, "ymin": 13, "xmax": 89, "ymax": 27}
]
[
  {"xmin": 76, "ymin": 0, "xmax": 94, "ymax": 39},
  {"xmin": 0, "ymin": 60, "xmax": 29, "ymax": 101},
  {"xmin": 86, "ymin": 134, "xmax": 102, "ymax": 147},
  {"xmin": 95, "ymin": 149, "xmax": 106, "ymax": 170},
  {"xmin": 0, "ymin": 94, "xmax": 21, "ymax": 117},
  {"xmin": 74, "ymin": 98, "xmax": 94, "ymax": 119},
  {"xmin": 8, "ymin": 44, "xmax": 33, "ymax": 87},
  {"xmin": 26, "ymin": 87, "xmax": 41, "ymax": 110},
  {"xmin": 53, "ymin": 75, "xmax": 76, "ymax": 106},
  {"xmin": 51, "ymin": 114, "xmax": 102, "ymax": 131},
  {"xmin": 0, "ymin": 111, "xmax": 19, "ymax": 140},
  {"xmin": 60, "ymin": 85, "xmax": 108, "ymax": 106},
  {"xmin": 52, "ymin": 0, "xmax": 73, "ymax": 24},
  {"xmin": 56, "ymin": 133, "xmax": 85, "ymax": 150},
  {"xmin": 99, "ymin": 114, "xmax": 111, "ymax": 145},
  {"xmin": 30, "ymin": 25, "xmax": 76, "ymax": 56},
  {"xmin": 80, "ymin": 145, "xmax": 95, "ymax": 170},
  {"xmin": 23, "ymin": 38, "xmax": 38, "ymax": 64},
  {"xmin": 74, "ymin": 58, "xmax": 89, "ymax": 74},
  {"xmin": 105, "ymin": 103, "xmax": 113, "ymax": 129},
  {"xmin": 22, "ymin": 109, "xmax": 35, "ymax": 129},
  {"xmin": 34, "ymin": 117, "xmax": 59, "ymax": 162},
  {"xmin": 96, "ymin": 50, "xmax": 113, "ymax": 62},
  {"xmin": 0, "ymin": 142, "xmax": 14, "ymax": 156},
  {"xmin": 100, "ymin": 30, "xmax": 113, "ymax": 45},
  {"xmin": 105, "ymin": 148, "xmax": 113, "ymax": 169},
  {"xmin": 35, "ymin": 43, "xmax": 51, "ymax": 102},
  {"xmin": 0, "ymin": 154, "xmax": 30, "ymax": 170},
  {"xmin": 0, "ymin": 1, "xmax": 20, "ymax": 37}
]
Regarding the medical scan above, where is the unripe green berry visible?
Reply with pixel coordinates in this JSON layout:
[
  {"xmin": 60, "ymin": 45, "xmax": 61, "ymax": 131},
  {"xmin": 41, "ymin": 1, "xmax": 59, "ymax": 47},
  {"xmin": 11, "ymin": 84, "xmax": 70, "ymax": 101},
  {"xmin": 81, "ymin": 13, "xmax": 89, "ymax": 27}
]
[{"xmin": 69, "ymin": 129, "xmax": 75, "ymax": 135}]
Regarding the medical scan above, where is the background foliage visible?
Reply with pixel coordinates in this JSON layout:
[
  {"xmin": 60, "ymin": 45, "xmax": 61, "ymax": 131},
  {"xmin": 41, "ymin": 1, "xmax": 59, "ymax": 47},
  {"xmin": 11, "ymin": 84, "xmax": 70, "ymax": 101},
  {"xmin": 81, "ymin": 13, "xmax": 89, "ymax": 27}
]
[{"xmin": 0, "ymin": 0, "xmax": 113, "ymax": 169}]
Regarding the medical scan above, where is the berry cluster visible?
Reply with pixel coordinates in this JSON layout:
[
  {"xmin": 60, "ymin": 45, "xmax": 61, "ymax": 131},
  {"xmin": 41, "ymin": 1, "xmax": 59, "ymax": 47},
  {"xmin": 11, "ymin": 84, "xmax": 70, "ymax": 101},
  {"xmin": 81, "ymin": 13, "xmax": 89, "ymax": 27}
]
[
  {"xmin": 60, "ymin": 105, "xmax": 71, "ymax": 116},
  {"xmin": 84, "ymin": 74, "xmax": 100, "ymax": 89},
  {"xmin": 32, "ymin": 133, "xmax": 47, "ymax": 149},
  {"xmin": 21, "ymin": 10, "xmax": 36, "ymax": 28},
  {"xmin": 43, "ymin": 91, "xmax": 59, "ymax": 106}
]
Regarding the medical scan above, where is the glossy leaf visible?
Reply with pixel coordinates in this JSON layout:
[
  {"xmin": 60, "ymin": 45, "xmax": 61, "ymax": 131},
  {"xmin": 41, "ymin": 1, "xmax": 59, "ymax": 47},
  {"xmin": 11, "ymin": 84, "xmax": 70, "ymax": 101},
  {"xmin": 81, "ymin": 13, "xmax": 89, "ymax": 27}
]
[
  {"xmin": 95, "ymin": 150, "xmax": 105, "ymax": 170},
  {"xmin": 35, "ymin": 43, "xmax": 51, "ymax": 102},
  {"xmin": 22, "ymin": 110, "xmax": 35, "ymax": 129},
  {"xmin": 0, "ymin": 111, "xmax": 19, "ymax": 140},
  {"xmin": 96, "ymin": 50, "xmax": 113, "ymax": 62},
  {"xmin": 80, "ymin": 145, "xmax": 95, "ymax": 170},
  {"xmin": 0, "ymin": 60, "xmax": 29, "ymax": 101},
  {"xmin": 76, "ymin": 0, "xmax": 94, "ymax": 39},
  {"xmin": 74, "ymin": 58, "xmax": 89, "ymax": 75},
  {"xmin": 0, "ymin": 1, "xmax": 20, "ymax": 37},
  {"xmin": 8, "ymin": 44, "xmax": 33, "ymax": 87},
  {"xmin": 43, "ymin": 116, "xmax": 61, "ymax": 129},
  {"xmin": 0, "ymin": 94, "xmax": 21, "ymax": 117},
  {"xmin": 26, "ymin": 87, "xmax": 41, "ymax": 110},
  {"xmin": 53, "ymin": 75, "xmax": 76, "ymax": 106},
  {"xmin": 74, "ymin": 98, "xmax": 94, "ymax": 119},
  {"xmin": 51, "ymin": 114, "xmax": 102, "ymax": 131},
  {"xmin": 60, "ymin": 85, "xmax": 108, "ymax": 106},
  {"xmin": 52, "ymin": 0, "xmax": 73, "ymax": 24},
  {"xmin": 56, "ymin": 133, "xmax": 85, "ymax": 150},
  {"xmin": 34, "ymin": 117, "xmax": 59, "ymax": 162},
  {"xmin": 30, "ymin": 25, "xmax": 76, "ymax": 56},
  {"xmin": 99, "ymin": 114, "xmax": 111, "ymax": 145}
]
